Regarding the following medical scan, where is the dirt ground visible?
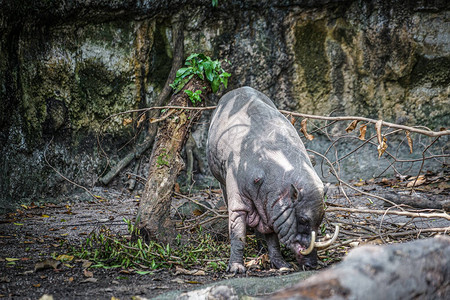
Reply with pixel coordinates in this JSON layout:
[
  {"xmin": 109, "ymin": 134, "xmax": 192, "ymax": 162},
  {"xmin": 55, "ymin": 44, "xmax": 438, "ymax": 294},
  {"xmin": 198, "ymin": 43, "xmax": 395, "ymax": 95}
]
[{"xmin": 1, "ymin": 175, "xmax": 449, "ymax": 299}]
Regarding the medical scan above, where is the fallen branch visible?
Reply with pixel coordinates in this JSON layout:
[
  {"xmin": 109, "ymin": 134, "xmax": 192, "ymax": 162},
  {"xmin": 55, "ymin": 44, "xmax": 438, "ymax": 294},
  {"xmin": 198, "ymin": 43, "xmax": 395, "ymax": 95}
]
[
  {"xmin": 326, "ymin": 206, "xmax": 450, "ymax": 221},
  {"xmin": 99, "ymin": 138, "xmax": 152, "ymax": 185}
]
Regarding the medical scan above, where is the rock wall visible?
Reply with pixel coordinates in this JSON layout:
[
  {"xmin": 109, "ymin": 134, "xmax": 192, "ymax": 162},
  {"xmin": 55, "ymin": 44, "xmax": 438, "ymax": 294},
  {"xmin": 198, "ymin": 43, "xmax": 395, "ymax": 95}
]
[{"xmin": 1, "ymin": 0, "xmax": 449, "ymax": 210}]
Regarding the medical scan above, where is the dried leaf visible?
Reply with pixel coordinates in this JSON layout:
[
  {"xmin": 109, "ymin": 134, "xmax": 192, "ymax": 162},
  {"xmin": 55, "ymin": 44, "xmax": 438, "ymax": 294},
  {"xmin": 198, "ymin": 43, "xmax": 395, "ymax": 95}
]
[
  {"xmin": 122, "ymin": 118, "xmax": 132, "ymax": 126},
  {"xmin": 245, "ymin": 253, "xmax": 270, "ymax": 269},
  {"xmin": 82, "ymin": 260, "xmax": 93, "ymax": 269},
  {"xmin": 375, "ymin": 120, "xmax": 383, "ymax": 145},
  {"xmin": 345, "ymin": 120, "xmax": 359, "ymax": 133},
  {"xmin": 377, "ymin": 136, "xmax": 388, "ymax": 158},
  {"xmin": 35, "ymin": 259, "xmax": 60, "ymax": 271},
  {"xmin": 300, "ymin": 119, "xmax": 314, "ymax": 141},
  {"xmin": 289, "ymin": 115, "xmax": 296, "ymax": 126},
  {"xmin": 405, "ymin": 130, "xmax": 413, "ymax": 154},
  {"xmin": 192, "ymin": 209, "xmax": 203, "ymax": 216},
  {"xmin": 174, "ymin": 266, "xmax": 206, "ymax": 276},
  {"xmin": 136, "ymin": 113, "xmax": 146, "ymax": 128},
  {"xmin": 56, "ymin": 254, "xmax": 74, "ymax": 262},
  {"xmin": 406, "ymin": 175, "xmax": 426, "ymax": 187},
  {"xmin": 185, "ymin": 280, "xmax": 203, "ymax": 284},
  {"xmin": 83, "ymin": 269, "xmax": 94, "ymax": 278},
  {"xmin": 174, "ymin": 182, "xmax": 180, "ymax": 194}
]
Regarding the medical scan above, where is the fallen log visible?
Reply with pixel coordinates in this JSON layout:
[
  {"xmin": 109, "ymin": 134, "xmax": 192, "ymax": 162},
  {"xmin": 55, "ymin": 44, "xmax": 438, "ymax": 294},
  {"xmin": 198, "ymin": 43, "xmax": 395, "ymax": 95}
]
[
  {"xmin": 266, "ymin": 235, "xmax": 450, "ymax": 299},
  {"xmin": 382, "ymin": 191, "xmax": 450, "ymax": 211}
]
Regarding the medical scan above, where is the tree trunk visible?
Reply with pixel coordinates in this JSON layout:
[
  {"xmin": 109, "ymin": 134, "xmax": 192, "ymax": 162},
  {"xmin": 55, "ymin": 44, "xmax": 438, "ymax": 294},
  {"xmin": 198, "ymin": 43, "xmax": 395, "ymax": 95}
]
[{"xmin": 137, "ymin": 77, "xmax": 211, "ymax": 243}]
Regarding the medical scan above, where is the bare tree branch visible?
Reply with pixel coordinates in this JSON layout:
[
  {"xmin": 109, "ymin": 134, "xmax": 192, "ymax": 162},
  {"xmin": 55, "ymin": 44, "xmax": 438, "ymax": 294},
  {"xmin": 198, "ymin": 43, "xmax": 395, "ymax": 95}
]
[
  {"xmin": 326, "ymin": 206, "xmax": 450, "ymax": 221},
  {"xmin": 278, "ymin": 110, "xmax": 450, "ymax": 137}
]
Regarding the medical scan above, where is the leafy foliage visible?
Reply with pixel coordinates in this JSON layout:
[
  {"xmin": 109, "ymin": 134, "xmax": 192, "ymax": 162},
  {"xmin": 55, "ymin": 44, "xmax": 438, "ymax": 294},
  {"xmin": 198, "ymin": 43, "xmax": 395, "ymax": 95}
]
[
  {"xmin": 69, "ymin": 218, "xmax": 229, "ymax": 271},
  {"xmin": 184, "ymin": 89, "xmax": 203, "ymax": 105},
  {"xmin": 169, "ymin": 53, "xmax": 231, "ymax": 104}
]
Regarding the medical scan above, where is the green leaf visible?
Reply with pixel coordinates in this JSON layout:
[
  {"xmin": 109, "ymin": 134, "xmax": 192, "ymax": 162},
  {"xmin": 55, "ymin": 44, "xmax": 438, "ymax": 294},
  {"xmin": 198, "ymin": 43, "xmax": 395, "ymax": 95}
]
[
  {"xmin": 204, "ymin": 62, "xmax": 213, "ymax": 82},
  {"xmin": 186, "ymin": 53, "xmax": 200, "ymax": 61},
  {"xmin": 176, "ymin": 67, "xmax": 190, "ymax": 77},
  {"xmin": 211, "ymin": 78, "xmax": 220, "ymax": 93},
  {"xmin": 136, "ymin": 270, "xmax": 153, "ymax": 275}
]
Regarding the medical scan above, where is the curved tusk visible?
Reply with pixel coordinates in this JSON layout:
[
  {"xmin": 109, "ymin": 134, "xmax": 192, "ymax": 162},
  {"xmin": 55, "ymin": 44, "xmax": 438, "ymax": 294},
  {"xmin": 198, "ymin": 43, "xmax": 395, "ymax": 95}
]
[
  {"xmin": 299, "ymin": 231, "xmax": 316, "ymax": 255},
  {"xmin": 314, "ymin": 224, "xmax": 340, "ymax": 249}
]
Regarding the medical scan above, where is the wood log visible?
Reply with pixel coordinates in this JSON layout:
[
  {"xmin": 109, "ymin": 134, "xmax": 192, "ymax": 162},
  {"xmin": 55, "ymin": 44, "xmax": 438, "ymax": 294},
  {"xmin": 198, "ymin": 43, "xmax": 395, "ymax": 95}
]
[
  {"xmin": 382, "ymin": 191, "xmax": 450, "ymax": 210},
  {"xmin": 266, "ymin": 235, "xmax": 450, "ymax": 299},
  {"xmin": 137, "ymin": 77, "xmax": 211, "ymax": 243}
]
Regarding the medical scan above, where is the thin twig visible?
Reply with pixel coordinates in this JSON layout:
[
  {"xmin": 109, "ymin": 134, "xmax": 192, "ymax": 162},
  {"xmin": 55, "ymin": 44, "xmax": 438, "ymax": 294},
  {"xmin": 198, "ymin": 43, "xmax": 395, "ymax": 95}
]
[
  {"xmin": 279, "ymin": 110, "xmax": 450, "ymax": 137},
  {"xmin": 307, "ymin": 149, "xmax": 398, "ymax": 207},
  {"xmin": 326, "ymin": 207, "xmax": 450, "ymax": 221},
  {"xmin": 410, "ymin": 136, "xmax": 440, "ymax": 194},
  {"xmin": 44, "ymin": 137, "xmax": 97, "ymax": 201},
  {"xmin": 174, "ymin": 192, "xmax": 223, "ymax": 217}
]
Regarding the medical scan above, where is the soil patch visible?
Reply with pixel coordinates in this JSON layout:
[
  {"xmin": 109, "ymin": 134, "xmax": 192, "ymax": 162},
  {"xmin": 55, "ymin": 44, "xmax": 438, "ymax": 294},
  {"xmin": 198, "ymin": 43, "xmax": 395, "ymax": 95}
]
[{"xmin": 1, "ymin": 178, "xmax": 448, "ymax": 299}]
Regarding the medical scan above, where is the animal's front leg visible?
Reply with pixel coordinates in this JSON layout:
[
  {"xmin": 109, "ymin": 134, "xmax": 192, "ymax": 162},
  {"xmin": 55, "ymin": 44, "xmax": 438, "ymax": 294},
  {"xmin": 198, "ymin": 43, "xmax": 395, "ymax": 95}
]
[
  {"xmin": 265, "ymin": 232, "xmax": 292, "ymax": 269},
  {"xmin": 227, "ymin": 209, "xmax": 247, "ymax": 273}
]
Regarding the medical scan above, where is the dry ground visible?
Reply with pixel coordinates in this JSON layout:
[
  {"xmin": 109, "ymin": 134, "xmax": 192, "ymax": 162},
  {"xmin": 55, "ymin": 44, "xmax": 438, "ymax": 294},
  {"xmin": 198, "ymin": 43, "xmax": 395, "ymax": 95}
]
[{"xmin": 1, "ymin": 176, "xmax": 448, "ymax": 299}]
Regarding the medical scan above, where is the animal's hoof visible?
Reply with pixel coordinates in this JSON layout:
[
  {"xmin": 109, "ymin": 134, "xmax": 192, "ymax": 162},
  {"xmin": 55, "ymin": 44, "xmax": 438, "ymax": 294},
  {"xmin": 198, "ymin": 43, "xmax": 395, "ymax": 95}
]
[
  {"xmin": 270, "ymin": 257, "xmax": 292, "ymax": 270},
  {"xmin": 227, "ymin": 262, "xmax": 247, "ymax": 274}
]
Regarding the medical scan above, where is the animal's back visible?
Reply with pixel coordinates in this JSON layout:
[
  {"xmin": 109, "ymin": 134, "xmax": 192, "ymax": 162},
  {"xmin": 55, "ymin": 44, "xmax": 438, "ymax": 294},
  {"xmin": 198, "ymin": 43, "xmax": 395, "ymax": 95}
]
[{"xmin": 207, "ymin": 87, "xmax": 310, "ymax": 185}]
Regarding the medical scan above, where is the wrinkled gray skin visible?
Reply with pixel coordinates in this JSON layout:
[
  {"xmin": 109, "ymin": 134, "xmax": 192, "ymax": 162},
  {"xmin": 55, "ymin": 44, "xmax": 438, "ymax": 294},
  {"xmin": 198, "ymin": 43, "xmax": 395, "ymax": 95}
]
[{"xmin": 207, "ymin": 87, "xmax": 325, "ymax": 273}]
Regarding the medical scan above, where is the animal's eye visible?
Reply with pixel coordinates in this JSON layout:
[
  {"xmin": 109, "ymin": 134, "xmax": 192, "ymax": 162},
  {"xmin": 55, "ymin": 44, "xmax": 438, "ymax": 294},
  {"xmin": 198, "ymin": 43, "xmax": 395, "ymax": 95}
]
[
  {"xmin": 298, "ymin": 216, "xmax": 308, "ymax": 224},
  {"xmin": 297, "ymin": 216, "xmax": 311, "ymax": 231}
]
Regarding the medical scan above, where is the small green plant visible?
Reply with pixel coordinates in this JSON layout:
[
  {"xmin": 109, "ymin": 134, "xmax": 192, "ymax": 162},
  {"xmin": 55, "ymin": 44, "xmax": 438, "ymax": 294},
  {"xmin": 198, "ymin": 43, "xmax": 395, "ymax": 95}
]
[
  {"xmin": 320, "ymin": 223, "xmax": 327, "ymax": 235},
  {"xmin": 170, "ymin": 53, "xmax": 231, "ymax": 105},
  {"xmin": 156, "ymin": 150, "xmax": 169, "ymax": 167},
  {"xmin": 184, "ymin": 89, "xmax": 203, "ymax": 105}
]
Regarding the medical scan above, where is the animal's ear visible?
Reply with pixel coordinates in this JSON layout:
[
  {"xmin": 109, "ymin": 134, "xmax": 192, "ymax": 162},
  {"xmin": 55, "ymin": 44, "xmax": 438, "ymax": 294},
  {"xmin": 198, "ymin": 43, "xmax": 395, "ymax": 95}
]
[
  {"xmin": 291, "ymin": 184, "xmax": 303, "ymax": 202},
  {"xmin": 323, "ymin": 183, "xmax": 330, "ymax": 196}
]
